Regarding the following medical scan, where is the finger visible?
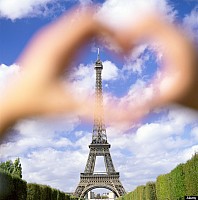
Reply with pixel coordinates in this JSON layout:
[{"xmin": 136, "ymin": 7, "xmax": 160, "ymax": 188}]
[
  {"xmin": 121, "ymin": 14, "xmax": 198, "ymax": 109},
  {"xmin": 17, "ymin": 7, "xmax": 97, "ymax": 81}
]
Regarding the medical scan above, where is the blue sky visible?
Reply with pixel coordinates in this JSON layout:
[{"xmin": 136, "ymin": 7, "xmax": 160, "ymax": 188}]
[{"xmin": 0, "ymin": 0, "xmax": 198, "ymax": 194}]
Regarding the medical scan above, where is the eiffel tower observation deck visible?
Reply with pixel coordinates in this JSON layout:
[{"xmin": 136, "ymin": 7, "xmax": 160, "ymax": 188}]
[{"xmin": 74, "ymin": 49, "xmax": 126, "ymax": 199}]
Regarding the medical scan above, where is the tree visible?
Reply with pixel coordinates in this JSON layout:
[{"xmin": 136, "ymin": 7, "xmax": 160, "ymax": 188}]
[
  {"xmin": 13, "ymin": 158, "xmax": 22, "ymax": 178},
  {"xmin": 0, "ymin": 158, "xmax": 22, "ymax": 178}
]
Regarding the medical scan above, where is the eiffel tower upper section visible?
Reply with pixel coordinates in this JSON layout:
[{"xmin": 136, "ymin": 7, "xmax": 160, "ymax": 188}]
[{"xmin": 92, "ymin": 48, "xmax": 107, "ymax": 144}]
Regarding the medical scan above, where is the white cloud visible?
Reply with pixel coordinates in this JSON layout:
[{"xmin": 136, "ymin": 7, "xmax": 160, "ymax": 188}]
[
  {"xmin": 96, "ymin": 0, "xmax": 177, "ymax": 76},
  {"xmin": 97, "ymin": 0, "xmax": 176, "ymax": 31},
  {"xmin": 183, "ymin": 7, "xmax": 198, "ymax": 40},
  {"xmin": 0, "ymin": 116, "xmax": 79, "ymax": 158},
  {"xmin": 70, "ymin": 60, "xmax": 120, "ymax": 98},
  {"xmin": 167, "ymin": 106, "xmax": 198, "ymax": 129},
  {"xmin": 102, "ymin": 61, "xmax": 119, "ymax": 81},
  {"xmin": 69, "ymin": 63, "xmax": 95, "ymax": 96},
  {"xmin": 0, "ymin": 0, "xmax": 56, "ymax": 20},
  {"xmin": 191, "ymin": 127, "xmax": 198, "ymax": 142},
  {"xmin": 121, "ymin": 45, "xmax": 149, "ymax": 75},
  {"xmin": 0, "ymin": 64, "xmax": 20, "ymax": 93},
  {"xmin": 21, "ymin": 148, "xmax": 87, "ymax": 192},
  {"xmin": 117, "ymin": 79, "xmax": 155, "ymax": 111},
  {"xmin": 183, "ymin": 7, "xmax": 198, "ymax": 29},
  {"xmin": 0, "ymin": 0, "xmax": 95, "ymax": 20}
]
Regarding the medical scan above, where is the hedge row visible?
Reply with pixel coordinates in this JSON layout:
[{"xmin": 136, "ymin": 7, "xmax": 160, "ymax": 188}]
[
  {"xmin": 26, "ymin": 183, "xmax": 76, "ymax": 200},
  {"xmin": 118, "ymin": 153, "xmax": 198, "ymax": 200},
  {"xmin": 0, "ymin": 169, "xmax": 27, "ymax": 200},
  {"xmin": 0, "ymin": 170, "xmax": 78, "ymax": 200}
]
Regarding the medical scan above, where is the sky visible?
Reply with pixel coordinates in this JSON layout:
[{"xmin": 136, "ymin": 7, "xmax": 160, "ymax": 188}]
[{"xmin": 0, "ymin": 0, "xmax": 198, "ymax": 195}]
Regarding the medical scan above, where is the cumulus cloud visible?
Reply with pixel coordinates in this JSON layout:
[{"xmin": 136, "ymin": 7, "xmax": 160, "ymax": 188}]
[
  {"xmin": 0, "ymin": 0, "xmax": 56, "ymax": 20},
  {"xmin": 0, "ymin": 116, "xmax": 80, "ymax": 156},
  {"xmin": 122, "ymin": 45, "xmax": 149, "ymax": 75},
  {"xmin": 191, "ymin": 127, "xmax": 198, "ymax": 141},
  {"xmin": 70, "ymin": 60, "xmax": 120, "ymax": 97},
  {"xmin": 0, "ymin": 64, "xmax": 20, "ymax": 93},
  {"xmin": 96, "ymin": 0, "xmax": 177, "ymax": 76},
  {"xmin": 183, "ymin": 6, "xmax": 198, "ymax": 41},
  {"xmin": 0, "ymin": 0, "xmax": 94, "ymax": 20},
  {"xmin": 117, "ymin": 79, "xmax": 155, "ymax": 111},
  {"xmin": 21, "ymin": 147, "xmax": 88, "ymax": 192},
  {"xmin": 97, "ymin": 0, "xmax": 176, "ymax": 31},
  {"xmin": 102, "ymin": 61, "xmax": 119, "ymax": 81},
  {"xmin": 69, "ymin": 63, "xmax": 95, "ymax": 96}
]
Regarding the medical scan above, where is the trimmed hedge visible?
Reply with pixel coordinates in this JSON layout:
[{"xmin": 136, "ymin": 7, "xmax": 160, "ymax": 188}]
[
  {"xmin": 0, "ymin": 170, "xmax": 75, "ymax": 200},
  {"xmin": 57, "ymin": 190, "xmax": 66, "ymax": 200},
  {"xmin": 0, "ymin": 169, "xmax": 27, "ymax": 200},
  {"xmin": 12, "ymin": 175, "xmax": 27, "ymax": 200},
  {"xmin": 156, "ymin": 174, "xmax": 171, "ymax": 200},
  {"xmin": 169, "ymin": 164, "xmax": 185, "ymax": 199},
  {"xmin": 27, "ymin": 183, "xmax": 41, "ymax": 200},
  {"xmin": 184, "ymin": 153, "xmax": 198, "ymax": 196},
  {"xmin": 145, "ymin": 182, "xmax": 157, "ymax": 200},
  {"xmin": 52, "ymin": 189, "xmax": 58, "ymax": 200},
  {"xmin": 40, "ymin": 185, "xmax": 52, "ymax": 200},
  {"xmin": 118, "ymin": 153, "xmax": 198, "ymax": 200},
  {"xmin": 27, "ymin": 183, "xmax": 73, "ymax": 200}
]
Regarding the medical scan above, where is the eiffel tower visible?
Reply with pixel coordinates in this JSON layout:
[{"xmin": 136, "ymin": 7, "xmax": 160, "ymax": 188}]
[{"xmin": 74, "ymin": 49, "xmax": 126, "ymax": 199}]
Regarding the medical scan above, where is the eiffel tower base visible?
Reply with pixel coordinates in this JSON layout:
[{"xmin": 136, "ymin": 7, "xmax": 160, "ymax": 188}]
[{"xmin": 74, "ymin": 173, "xmax": 125, "ymax": 198}]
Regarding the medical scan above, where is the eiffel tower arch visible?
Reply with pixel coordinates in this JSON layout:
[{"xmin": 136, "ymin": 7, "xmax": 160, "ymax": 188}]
[{"xmin": 74, "ymin": 49, "xmax": 126, "ymax": 199}]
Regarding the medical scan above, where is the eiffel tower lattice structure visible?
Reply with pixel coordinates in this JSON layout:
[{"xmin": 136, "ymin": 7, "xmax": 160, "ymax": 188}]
[{"xmin": 74, "ymin": 49, "xmax": 126, "ymax": 199}]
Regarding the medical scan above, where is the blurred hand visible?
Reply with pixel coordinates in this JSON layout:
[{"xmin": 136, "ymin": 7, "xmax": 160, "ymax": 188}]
[
  {"xmin": 0, "ymin": 6, "xmax": 130, "ymax": 135},
  {"xmin": 104, "ymin": 14, "xmax": 198, "ymax": 127},
  {"xmin": 1, "ymin": 9, "xmax": 197, "ymax": 135}
]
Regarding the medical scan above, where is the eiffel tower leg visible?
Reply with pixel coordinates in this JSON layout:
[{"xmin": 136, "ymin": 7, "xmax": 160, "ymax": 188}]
[
  {"xmin": 74, "ymin": 184, "xmax": 85, "ymax": 198},
  {"xmin": 84, "ymin": 148, "xmax": 96, "ymax": 173},
  {"xmin": 113, "ymin": 180, "xmax": 126, "ymax": 196},
  {"xmin": 104, "ymin": 148, "xmax": 116, "ymax": 173}
]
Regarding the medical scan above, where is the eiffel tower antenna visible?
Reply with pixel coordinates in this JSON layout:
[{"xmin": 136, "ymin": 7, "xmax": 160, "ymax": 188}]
[
  {"xmin": 74, "ymin": 51, "xmax": 126, "ymax": 199},
  {"xmin": 97, "ymin": 48, "xmax": 100, "ymax": 60}
]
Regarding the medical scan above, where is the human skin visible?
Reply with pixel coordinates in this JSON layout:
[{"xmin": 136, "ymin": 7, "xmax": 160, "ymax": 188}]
[
  {"xmin": 0, "ymin": 9, "xmax": 197, "ymax": 136},
  {"xmin": 104, "ymin": 14, "xmax": 198, "ymax": 126},
  {"xmin": 0, "ymin": 7, "xmax": 129, "ymax": 136}
]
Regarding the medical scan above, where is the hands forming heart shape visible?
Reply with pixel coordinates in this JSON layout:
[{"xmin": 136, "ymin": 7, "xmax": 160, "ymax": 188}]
[{"xmin": 0, "ymin": 6, "xmax": 198, "ymax": 136}]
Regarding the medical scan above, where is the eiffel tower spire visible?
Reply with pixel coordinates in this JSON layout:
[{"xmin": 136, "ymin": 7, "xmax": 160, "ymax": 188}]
[
  {"xmin": 74, "ymin": 50, "xmax": 126, "ymax": 199},
  {"xmin": 97, "ymin": 47, "xmax": 100, "ymax": 60},
  {"xmin": 92, "ymin": 48, "xmax": 107, "ymax": 144}
]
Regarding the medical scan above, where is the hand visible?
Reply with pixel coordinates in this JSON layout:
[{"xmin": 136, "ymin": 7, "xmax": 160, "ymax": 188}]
[
  {"xmin": 104, "ymin": 14, "xmax": 198, "ymax": 126},
  {"xmin": 0, "ymin": 6, "xmax": 129, "ymax": 135}
]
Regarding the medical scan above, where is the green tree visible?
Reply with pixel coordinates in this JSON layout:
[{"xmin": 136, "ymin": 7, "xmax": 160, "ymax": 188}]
[
  {"xmin": 0, "ymin": 160, "xmax": 14, "ymax": 174},
  {"xmin": 13, "ymin": 158, "xmax": 22, "ymax": 178},
  {"xmin": 0, "ymin": 158, "xmax": 22, "ymax": 178}
]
